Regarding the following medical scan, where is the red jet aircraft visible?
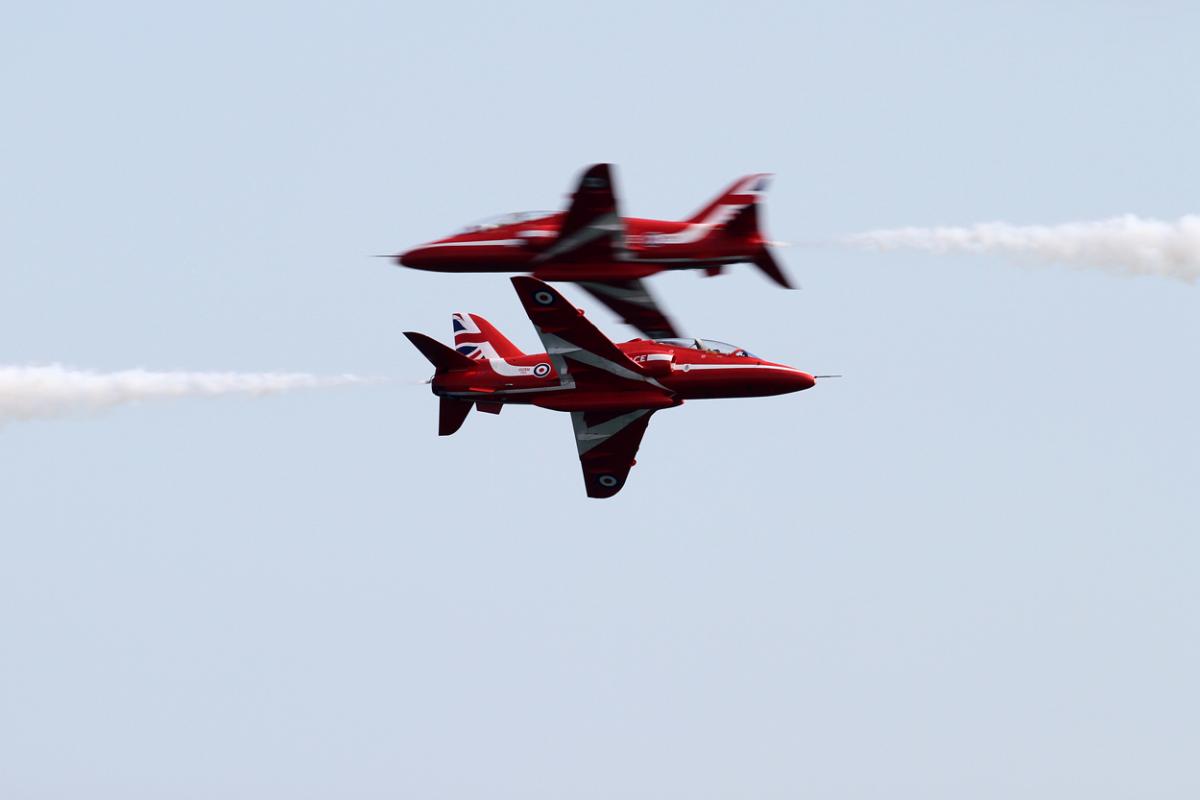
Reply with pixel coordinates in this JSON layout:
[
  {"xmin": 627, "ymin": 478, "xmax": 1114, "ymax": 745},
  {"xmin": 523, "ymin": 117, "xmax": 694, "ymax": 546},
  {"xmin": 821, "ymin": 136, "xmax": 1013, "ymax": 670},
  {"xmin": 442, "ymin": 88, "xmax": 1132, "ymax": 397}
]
[
  {"xmin": 396, "ymin": 164, "xmax": 793, "ymax": 339},
  {"xmin": 405, "ymin": 277, "xmax": 817, "ymax": 498}
]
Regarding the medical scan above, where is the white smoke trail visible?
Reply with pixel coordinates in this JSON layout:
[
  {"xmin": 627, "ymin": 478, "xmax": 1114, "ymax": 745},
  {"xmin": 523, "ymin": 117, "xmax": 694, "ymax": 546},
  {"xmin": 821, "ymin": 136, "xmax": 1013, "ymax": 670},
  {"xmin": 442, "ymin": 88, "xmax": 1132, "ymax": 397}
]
[
  {"xmin": 0, "ymin": 364, "xmax": 373, "ymax": 425},
  {"xmin": 845, "ymin": 215, "xmax": 1200, "ymax": 282}
]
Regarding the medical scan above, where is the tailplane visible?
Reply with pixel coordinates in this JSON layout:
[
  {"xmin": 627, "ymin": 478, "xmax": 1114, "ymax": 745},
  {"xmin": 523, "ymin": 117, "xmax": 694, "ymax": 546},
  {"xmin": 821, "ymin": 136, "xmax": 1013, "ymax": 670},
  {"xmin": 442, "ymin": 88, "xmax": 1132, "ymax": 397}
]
[
  {"xmin": 404, "ymin": 331, "xmax": 475, "ymax": 372},
  {"xmin": 404, "ymin": 331, "xmax": 477, "ymax": 436}
]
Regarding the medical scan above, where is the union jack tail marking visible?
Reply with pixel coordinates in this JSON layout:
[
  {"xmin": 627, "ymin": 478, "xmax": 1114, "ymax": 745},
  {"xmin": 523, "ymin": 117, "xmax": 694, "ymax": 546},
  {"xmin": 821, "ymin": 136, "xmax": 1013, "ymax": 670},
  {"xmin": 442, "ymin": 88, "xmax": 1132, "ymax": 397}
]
[{"xmin": 452, "ymin": 313, "xmax": 525, "ymax": 361}]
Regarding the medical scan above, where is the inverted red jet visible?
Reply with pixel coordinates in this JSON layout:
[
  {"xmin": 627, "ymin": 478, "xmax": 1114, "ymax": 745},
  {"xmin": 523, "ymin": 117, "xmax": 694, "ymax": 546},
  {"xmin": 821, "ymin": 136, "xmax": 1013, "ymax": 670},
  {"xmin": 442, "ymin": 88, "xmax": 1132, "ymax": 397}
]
[
  {"xmin": 405, "ymin": 277, "xmax": 816, "ymax": 498},
  {"xmin": 396, "ymin": 164, "xmax": 793, "ymax": 339}
]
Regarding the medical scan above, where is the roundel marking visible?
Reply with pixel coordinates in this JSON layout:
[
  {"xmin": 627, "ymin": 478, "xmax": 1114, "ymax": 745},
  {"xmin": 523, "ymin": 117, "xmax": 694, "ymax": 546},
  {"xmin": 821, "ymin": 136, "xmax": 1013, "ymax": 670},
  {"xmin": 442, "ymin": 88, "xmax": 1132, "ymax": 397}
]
[
  {"xmin": 532, "ymin": 362, "xmax": 551, "ymax": 378},
  {"xmin": 597, "ymin": 474, "xmax": 619, "ymax": 488},
  {"xmin": 533, "ymin": 290, "xmax": 555, "ymax": 306}
]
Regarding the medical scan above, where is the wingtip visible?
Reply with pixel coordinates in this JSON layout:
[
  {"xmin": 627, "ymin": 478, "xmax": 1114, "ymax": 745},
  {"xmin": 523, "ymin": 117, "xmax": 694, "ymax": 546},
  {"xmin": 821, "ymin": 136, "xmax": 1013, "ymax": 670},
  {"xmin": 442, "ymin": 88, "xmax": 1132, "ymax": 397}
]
[
  {"xmin": 510, "ymin": 275, "xmax": 545, "ymax": 291},
  {"xmin": 575, "ymin": 163, "xmax": 616, "ymax": 191}
]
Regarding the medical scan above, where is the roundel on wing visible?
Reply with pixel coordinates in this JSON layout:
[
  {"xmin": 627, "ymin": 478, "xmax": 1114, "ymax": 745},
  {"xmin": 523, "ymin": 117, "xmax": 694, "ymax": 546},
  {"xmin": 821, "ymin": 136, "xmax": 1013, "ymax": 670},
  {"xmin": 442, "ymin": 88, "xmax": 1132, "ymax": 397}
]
[
  {"xmin": 533, "ymin": 290, "xmax": 555, "ymax": 306},
  {"xmin": 597, "ymin": 474, "xmax": 620, "ymax": 489},
  {"xmin": 532, "ymin": 362, "xmax": 551, "ymax": 378}
]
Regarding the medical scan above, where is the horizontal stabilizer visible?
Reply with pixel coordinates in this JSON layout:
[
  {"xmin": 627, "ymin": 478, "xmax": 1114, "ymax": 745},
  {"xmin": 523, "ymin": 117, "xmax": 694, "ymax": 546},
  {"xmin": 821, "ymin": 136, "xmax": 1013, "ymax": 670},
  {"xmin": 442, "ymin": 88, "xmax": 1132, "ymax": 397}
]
[{"xmin": 404, "ymin": 331, "xmax": 476, "ymax": 372}]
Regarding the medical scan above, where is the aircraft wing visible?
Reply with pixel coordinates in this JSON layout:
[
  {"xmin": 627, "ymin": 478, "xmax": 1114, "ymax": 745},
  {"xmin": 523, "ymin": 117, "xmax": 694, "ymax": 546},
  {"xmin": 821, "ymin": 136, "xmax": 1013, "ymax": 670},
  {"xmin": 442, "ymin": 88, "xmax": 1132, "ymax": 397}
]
[
  {"xmin": 571, "ymin": 408, "xmax": 656, "ymax": 498},
  {"xmin": 511, "ymin": 277, "xmax": 672, "ymax": 498},
  {"xmin": 511, "ymin": 276, "xmax": 660, "ymax": 389},
  {"xmin": 574, "ymin": 278, "xmax": 681, "ymax": 339},
  {"xmin": 533, "ymin": 163, "xmax": 628, "ymax": 265}
]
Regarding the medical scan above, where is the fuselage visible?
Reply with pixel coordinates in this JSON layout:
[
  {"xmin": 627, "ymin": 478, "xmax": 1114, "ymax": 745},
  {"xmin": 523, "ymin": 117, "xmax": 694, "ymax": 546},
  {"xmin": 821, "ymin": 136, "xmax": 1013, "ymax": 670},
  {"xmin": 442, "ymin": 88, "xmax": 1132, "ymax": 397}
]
[
  {"xmin": 399, "ymin": 212, "xmax": 765, "ymax": 281},
  {"xmin": 432, "ymin": 337, "xmax": 815, "ymax": 411}
]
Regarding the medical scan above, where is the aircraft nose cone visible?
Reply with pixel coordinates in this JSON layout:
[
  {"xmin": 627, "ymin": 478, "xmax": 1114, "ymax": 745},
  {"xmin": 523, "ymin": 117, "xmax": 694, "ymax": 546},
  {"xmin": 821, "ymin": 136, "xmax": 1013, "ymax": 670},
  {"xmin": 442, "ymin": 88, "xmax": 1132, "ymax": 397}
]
[
  {"xmin": 763, "ymin": 367, "xmax": 815, "ymax": 394},
  {"xmin": 397, "ymin": 248, "xmax": 425, "ymax": 269},
  {"xmin": 789, "ymin": 370, "xmax": 816, "ymax": 392},
  {"xmin": 750, "ymin": 366, "xmax": 815, "ymax": 396}
]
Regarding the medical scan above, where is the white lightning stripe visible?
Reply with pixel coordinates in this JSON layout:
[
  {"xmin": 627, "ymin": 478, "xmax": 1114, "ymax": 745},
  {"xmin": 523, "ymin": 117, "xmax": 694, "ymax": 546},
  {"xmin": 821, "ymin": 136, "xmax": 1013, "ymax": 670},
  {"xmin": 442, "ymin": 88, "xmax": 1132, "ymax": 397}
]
[
  {"xmin": 674, "ymin": 363, "xmax": 809, "ymax": 373},
  {"xmin": 661, "ymin": 205, "xmax": 744, "ymax": 246},
  {"xmin": 652, "ymin": 185, "xmax": 764, "ymax": 247},
  {"xmin": 420, "ymin": 239, "xmax": 523, "ymax": 249}
]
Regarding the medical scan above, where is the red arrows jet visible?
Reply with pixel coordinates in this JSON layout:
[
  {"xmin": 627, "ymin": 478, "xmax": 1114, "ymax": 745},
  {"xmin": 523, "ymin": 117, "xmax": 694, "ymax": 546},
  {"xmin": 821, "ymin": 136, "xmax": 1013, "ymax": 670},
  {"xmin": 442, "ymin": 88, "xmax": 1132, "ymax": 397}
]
[
  {"xmin": 405, "ymin": 277, "xmax": 816, "ymax": 498},
  {"xmin": 396, "ymin": 164, "xmax": 793, "ymax": 339}
]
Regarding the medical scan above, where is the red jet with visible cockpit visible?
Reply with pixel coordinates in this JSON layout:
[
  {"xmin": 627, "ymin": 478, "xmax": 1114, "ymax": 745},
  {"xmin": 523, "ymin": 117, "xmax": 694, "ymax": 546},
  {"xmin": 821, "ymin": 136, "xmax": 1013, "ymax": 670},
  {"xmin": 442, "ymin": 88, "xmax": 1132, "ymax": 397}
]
[
  {"xmin": 405, "ymin": 276, "xmax": 816, "ymax": 498},
  {"xmin": 396, "ymin": 164, "xmax": 793, "ymax": 339}
]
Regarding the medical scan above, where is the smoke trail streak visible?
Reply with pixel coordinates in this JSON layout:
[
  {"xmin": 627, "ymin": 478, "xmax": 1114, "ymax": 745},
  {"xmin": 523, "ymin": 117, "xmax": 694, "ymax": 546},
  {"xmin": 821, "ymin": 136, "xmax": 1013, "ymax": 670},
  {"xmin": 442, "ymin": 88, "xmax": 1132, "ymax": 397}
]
[
  {"xmin": 845, "ymin": 215, "xmax": 1200, "ymax": 282},
  {"xmin": 0, "ymin": 365, "xmax": 373, "ymax": 425}
]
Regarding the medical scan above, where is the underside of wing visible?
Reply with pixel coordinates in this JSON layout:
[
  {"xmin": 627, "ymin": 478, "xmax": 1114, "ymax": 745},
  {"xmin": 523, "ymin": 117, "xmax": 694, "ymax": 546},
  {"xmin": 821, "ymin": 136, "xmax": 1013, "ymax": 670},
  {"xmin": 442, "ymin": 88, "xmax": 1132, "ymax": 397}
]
[
  {"xmin": 534, "ymin": 163, "xmax": 627, "ymax": 265},
  {"xmin": 571, "ymin": 408, "xmax": 656, "ymax": 498},
  {"xmin": 574, "ymin": 278, "xmax": 680, "ymax": 339}
]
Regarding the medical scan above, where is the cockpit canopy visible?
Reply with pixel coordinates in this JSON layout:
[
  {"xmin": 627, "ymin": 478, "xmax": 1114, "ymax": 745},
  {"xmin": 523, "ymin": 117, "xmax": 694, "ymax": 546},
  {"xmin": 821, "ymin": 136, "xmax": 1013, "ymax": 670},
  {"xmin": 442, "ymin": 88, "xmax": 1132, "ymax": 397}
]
[
  {"xmin": 653, "ymin": 338, "xmax": 759, "ymax": 358},
  {"xmin": 458, "ymin": 210, "xmax": 556, "ymax": 234}
]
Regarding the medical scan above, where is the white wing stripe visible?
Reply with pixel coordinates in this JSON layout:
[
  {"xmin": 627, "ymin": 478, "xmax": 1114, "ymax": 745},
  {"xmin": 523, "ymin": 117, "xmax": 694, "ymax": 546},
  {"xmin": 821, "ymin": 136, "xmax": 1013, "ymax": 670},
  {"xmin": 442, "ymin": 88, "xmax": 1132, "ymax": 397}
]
[
  {"xmin": 539, "ymin": 333, "xmax": 663, "ymax": 388},
  {"xmin": 535, "ymin": 211, "xmax": 625, "ymax": 263},
  {"xmin": 571, "ymin": 408, "xmax": 652, "ymax": 455}
]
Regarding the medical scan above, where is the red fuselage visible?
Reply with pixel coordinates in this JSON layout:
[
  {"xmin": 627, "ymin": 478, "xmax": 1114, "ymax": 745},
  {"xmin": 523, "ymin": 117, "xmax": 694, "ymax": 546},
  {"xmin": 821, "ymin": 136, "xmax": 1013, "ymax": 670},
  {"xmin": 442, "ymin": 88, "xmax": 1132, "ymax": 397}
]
[
  {"xmin": 399, "ymin": 213, "xmax": 764, "ymax": 282},
  {"xmin": 432, "ymin": 337, "xmax": 815, "ymax": 411},
  {"xmin": 405, "ymin": 274, "xmax": 815, "ymax": 498}
]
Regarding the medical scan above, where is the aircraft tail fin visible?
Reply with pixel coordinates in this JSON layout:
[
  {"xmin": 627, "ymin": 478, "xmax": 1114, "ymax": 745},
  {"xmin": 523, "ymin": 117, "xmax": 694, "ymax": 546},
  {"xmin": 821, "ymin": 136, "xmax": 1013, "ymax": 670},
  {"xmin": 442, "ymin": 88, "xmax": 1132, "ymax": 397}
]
[
  {"xmin": 688, "ymin": 174, "xmax": 794, "ymax": 289},
  {"xmin": 687, "ymin": 173, "xmax": 772, "ymax": 226},
  {"xmin": 404, "ymin": 331, "xmax": 476, "ymax": 373},
  {"xmin": 452, "ymin": 313, "xmax": 525, "ymax": 360},
  {"xmin": 439, "ymin": 397, "xmax": 472, "ymax": 436}
]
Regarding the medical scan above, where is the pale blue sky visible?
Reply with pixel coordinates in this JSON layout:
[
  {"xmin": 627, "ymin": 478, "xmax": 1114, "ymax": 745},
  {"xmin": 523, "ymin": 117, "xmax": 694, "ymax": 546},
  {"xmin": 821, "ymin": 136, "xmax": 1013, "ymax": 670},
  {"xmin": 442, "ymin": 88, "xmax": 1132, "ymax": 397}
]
[{"xmin": 2, "ymin": 2, "xmax": 1198, "ymax": 798}]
